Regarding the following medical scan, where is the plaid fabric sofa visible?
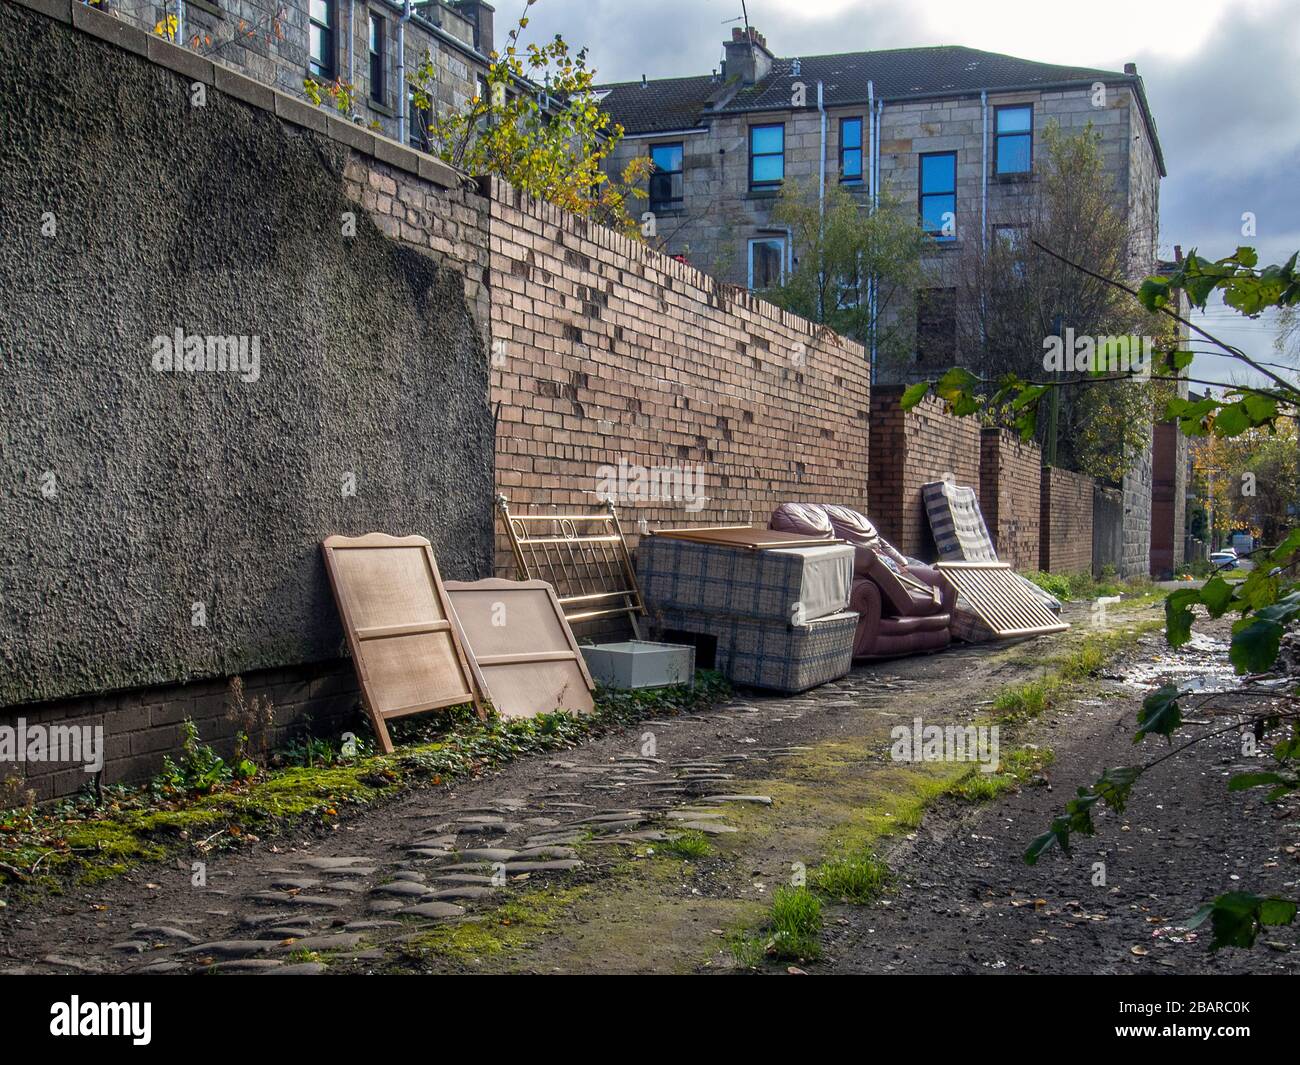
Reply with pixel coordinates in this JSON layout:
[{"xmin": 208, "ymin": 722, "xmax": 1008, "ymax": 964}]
[
  {"xmin": 637, "ymin": 532, "xmax": 857, "ymax": 693},
  {"xmin": 649, "ymin": 606, "xmax": 858, "ymax": 694}
]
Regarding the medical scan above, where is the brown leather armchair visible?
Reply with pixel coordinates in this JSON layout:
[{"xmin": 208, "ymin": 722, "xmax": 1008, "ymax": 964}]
[{"xmin": 770, "ymin": 502, "xmax": 952, "ymax": 660}]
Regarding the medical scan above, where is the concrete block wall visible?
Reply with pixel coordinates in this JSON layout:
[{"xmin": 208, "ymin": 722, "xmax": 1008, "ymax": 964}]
[
  {"xmin": 1040, "ymin": 466, "xmax": 1095, "ymax": 574},
  {"xmin": 868, "ymin": 388, "xmax": 981, "ymax": 559},
  {"xmin": 1093, "ymin": 483, "xmax": 1124, "ymax": 577},
  {"xmin": 3, "ymin": 661, "xmax": 360, "ymax": 802},
  {"xmin": 979, "ymin": 428, "xmax": 1041, "ymax": 570}
]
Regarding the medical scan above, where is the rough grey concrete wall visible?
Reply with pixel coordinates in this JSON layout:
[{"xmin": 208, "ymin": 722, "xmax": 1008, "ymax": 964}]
[
  {"xmin": 0, "ymin": 2, "xmax": 493, "ymax": 708},
  {"xmin": 1121, "ymin": 435, "xmax": 1154, "ymax": 579},
  {"xmin": 1092, "ymin": 484, "xmax": 1124, "ymax": 578}
]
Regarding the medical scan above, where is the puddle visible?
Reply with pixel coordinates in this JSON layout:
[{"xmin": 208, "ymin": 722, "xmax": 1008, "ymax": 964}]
[{"xmin": 1118, "ymin": 631, "xmax": 1240, "ymax": 693}]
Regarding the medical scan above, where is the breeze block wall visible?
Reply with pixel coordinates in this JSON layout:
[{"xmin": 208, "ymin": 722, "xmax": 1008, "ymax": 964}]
[
  {"xmin": 868, "ymin": 388, "xmax": 982, "ymax": 560},
  {"xmin": 1040, "ymin": 466, "xmax": 1095, "ymax": 574},
  {"xmin": 483, "ymin": 176, "xmax": 872, "ymax": 577},
  {"xmin": 979, "ymin": 429, "xmax": 1042, "ymax": 571}
]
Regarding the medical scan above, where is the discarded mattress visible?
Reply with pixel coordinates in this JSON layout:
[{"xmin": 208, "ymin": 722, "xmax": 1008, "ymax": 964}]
[
  {"xmin": 936, "ymin": 562, "xmax": 1069, "ymax": 639},
  {"xmin": 921, "ymin": 481, "xmax": 999, "ymax": 563},
  {"xmin": 638, "ymin": 533, "xmax": 853, "ymax": 624},
  {"xmin": 650, "ymin": 606, "xmax": 857, "ymax": 694},
  {"xmin": 922, "ymin": 480, "xmax": 1063, "ymax": 619}
]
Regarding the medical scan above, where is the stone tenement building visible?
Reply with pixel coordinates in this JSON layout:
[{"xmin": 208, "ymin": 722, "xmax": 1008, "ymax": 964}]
[
  {"xmin": 104, "ymin": 0, "xmax": 494, "ymax": 145},
  {"xmin": 597, "ymin": 26, "xmax": 1166, "ymax": 384}
]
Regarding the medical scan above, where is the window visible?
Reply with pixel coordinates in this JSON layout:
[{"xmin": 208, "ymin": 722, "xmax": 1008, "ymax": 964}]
[
  {"xmin": 839, "ymin": 117, "xmax": 864, "ymax": 184},
  {"xmin": 308, "ymin": 0, "xmax": 336, "ymax": 79},
  {"xmin": 915, "ymin": 288, "xmax": 956, "ymax": 366},
  {"xmin": 649, "ymin": 143, "xmax": 684, "ymax": 212},
  {"xmin": 368, "ymin": 13, "xmax": 386, "ymax": 104},
  {"xmin": 408, "ymin": 88, "xmax": 431, "ymax": 152},
  {"xmin": 992, "ymin": 224, "xmax": 1025, "ymax": 251},
  {"xmin": 919, "ymin": 151, "xmax": 956, "ymax": 240},
  {"xmin": 994, "ymin": 105, "xmax": 1032, "ymax": 175},
  {"xmin": 749, "ymin": 124, "xmax": 785, "ymax": 188},
  {"xmin": 748, "ymin": 237, "xmax": 786, "ymax": 289}
]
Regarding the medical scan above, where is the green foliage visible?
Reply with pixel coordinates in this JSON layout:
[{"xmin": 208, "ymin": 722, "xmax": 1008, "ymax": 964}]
[
  {"xmin": 153, "ymin": 719, "xmax": 232, "ymax": 796},
  {"xmin": 809, "ymin": 852, "xmax": 892, "ymax": 903},
  {"xmin": 1187, "ymin": 892, "xmax": 1298, "ymax": 951},
  {"xmin": 765, "ymin": 181, "xmax": 928, "ymax": 363},
  {"xmin": 414, "ymin": 1, "xmax": 652, "ymax": 237},
  {"xmin": 658, "ymin": 831, "xmax": 712, "ymax": 860},
  {"xmin": 765, "ymin": 886, "xmax": 823, "ymax": 960}
]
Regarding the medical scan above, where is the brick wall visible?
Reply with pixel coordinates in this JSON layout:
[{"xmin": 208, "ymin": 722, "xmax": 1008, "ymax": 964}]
[
  {"xmin": 979, "ymin": 429, "xmax": 1042, "ymax": 570},
  {"xmin": 868, "ymin": 388, "xmax": 981, "ymax": 559},
  {"xmin": 1040, "ymin": 466, "xmax": 1095, "ymax": 574},
  {"xmin": 483, "ymin": 177, "xmax": 872, "ymax": 588}
]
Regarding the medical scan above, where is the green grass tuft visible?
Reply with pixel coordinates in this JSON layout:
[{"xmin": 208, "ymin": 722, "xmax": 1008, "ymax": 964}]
[
  {"xmin": 809, "ymin": 851, "xmax": 892, "ymax": 904},
  {"xmin": 658, "ymin": 831, "xmax": 712, "ymax": 860}
]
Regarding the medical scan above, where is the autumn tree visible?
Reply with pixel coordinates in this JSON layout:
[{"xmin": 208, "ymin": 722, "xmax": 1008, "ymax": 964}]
[
  {"xmin": 765, "ymin": 182, "xmax": 928, "ymax": 366},
  {"xmin": 412, "ymin": 0, "xmax": 652, "ymax": 237},
  {"xmin": 950, "ymin": 122, "xmax": 1166, "ymax": 480}
]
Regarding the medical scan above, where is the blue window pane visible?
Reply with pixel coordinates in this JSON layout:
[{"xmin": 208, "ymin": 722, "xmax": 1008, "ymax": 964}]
[
  {"xmin": 841, "ymin": 119, "xmax": 862, "ymax": 149},
  {"xmin": 842, "ymin": 149, "xmax": 862, "ymax": 179},
  {"xmin": 310, "ymin": 25, "xmax": 327, "ymax": 63},
  {"xmin": 651, "ymin": 144, "xmax": 683, "ymax": 173},
  {"xmin": 920, "ymin": 153, "xmax": 955, "ymax": 194},
  {"xmin": 751, "ymin": 125, "xmax": 784, "ymax": 155},
  {"xmin": 752, "ymin": 154, "xmax": 784, "ymax": 184},
  {"xmin": 921, "ymin": 194, "xmax": 955, "ymax": 236},
  {"xmin": 997, "ymin": 133, "xmax": 1031, "ymax": 174},
  {"xmin": 997, "ymin": 106, "xmax": 1031, "ymax": 133}
]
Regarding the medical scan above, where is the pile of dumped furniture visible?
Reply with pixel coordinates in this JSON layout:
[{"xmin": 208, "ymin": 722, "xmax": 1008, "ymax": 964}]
[{"xmin": 321, "ymin": 481, "xmax": 1069, "ymax": 733}]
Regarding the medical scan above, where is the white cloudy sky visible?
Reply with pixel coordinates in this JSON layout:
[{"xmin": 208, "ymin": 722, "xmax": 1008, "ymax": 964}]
[{"xmin": 517, "ymin": 0, "xmax": 1300, "ymax": 389}]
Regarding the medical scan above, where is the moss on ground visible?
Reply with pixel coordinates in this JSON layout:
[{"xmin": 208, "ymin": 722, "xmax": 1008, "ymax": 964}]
[{"xmin": 0, "ymin": 673, "xmax": 731, "ymax": 896}]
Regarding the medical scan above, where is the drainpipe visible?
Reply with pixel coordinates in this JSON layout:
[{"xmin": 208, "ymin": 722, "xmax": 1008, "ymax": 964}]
[
  {"xmin": 347, "ymin": 0, "xmax": 354, "ymax": 106},
  {"xmin": 870, "ymin": 93, "xmax": 882, "ymax": 384},
  {"xmin": 866, "ymin": 80, "xmax": 875, "ymax": 380},
  {"xmin": 980, "ymin": 90, "xmax": 989, "ymax": 347},
  {"xmin": 817, "ymin": 80, "xmax": 827, "ymax": 322},
  {"xmin": 397, "ymin": 0, "xmax": 412, "ymax": 145},
  {"xmin": 980, "ymin": 90, "xmax": 988, "ymax": 253},
  {"xmin": 176, "ymin": 0, "xmax": 184, "ymax": 47}
]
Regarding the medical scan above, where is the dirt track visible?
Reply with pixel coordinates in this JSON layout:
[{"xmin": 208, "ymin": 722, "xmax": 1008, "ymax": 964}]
[{"xmin": 0, "ymin": 603, "xmax": 1294, "ymax": 975}]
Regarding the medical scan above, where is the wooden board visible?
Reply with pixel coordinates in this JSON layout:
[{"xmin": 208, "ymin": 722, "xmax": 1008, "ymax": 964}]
[
  {"xmin": 445, "ymin": 578, "xmax": 595, "ymax": 719},
  {"xmin": 322, "ymin": 533, "xmax": 483, "ymax": 753},
  {"xmin": 935, "ymin": 561, "xmax": 1070, "ymax": 638},
  {"xmin": 651, "ymin": 525, "xmax": 839, "ymax": 550}
]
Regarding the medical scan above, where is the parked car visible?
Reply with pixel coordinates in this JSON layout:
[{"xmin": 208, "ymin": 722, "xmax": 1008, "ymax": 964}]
[{"xmin": 1210, "ymin": 550, "xmax": 1241, "ymax": 569}]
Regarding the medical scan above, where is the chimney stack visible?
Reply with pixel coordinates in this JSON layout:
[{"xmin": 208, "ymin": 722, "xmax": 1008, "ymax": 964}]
[
  {"xmin": 1123, "ymin": 62, "xmax": 1137, "ymax": 75},
  {"xmin": 723, "ymin": 26, "xmax": 774, "ymax": 86}
]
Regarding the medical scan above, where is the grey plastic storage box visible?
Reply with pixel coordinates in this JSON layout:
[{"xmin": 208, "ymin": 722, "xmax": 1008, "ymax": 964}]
[{"xmin": 581, "ymin": 641, "xmax": 695, "ymax": 690}]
